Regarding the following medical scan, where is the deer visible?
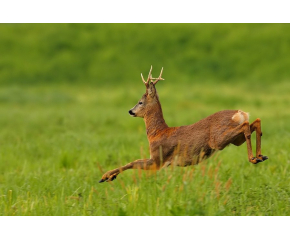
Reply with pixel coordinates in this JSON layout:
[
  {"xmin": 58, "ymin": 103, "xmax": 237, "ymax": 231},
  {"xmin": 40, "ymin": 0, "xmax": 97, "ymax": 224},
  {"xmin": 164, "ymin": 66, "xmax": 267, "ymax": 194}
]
[{"xmin": 99, "ymin": 66, "xmax": 268, "ymax": 183}]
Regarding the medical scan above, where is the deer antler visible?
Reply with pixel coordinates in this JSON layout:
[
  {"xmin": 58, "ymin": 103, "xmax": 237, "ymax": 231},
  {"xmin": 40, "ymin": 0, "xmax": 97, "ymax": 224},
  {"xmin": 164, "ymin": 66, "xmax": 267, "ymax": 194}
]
[
  {"xmin": 141, "ymin": 66, "xmax": 165, "ymax": 87},
  {"xmin": 151, "ymin": 67, "xmax": 164, "ymax": 85},
  {"xmin": 141, "ymin": 65, "xmax": 153, "ymax": 88}
]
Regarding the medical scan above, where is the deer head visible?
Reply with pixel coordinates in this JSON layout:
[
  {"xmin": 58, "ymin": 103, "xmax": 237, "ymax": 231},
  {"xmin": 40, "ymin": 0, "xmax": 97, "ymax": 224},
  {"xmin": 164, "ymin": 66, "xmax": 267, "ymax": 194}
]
[{"xmin": 128, "ymin": 66, "xmax": 164, "ymax": 118}]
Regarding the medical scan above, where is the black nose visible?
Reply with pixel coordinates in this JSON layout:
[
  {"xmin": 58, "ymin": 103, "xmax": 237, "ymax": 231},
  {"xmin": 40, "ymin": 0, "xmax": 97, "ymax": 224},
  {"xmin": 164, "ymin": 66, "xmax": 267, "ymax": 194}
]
[{"xmin": 129, "ymin": 110, "xmax": 135, "ymax": 116}]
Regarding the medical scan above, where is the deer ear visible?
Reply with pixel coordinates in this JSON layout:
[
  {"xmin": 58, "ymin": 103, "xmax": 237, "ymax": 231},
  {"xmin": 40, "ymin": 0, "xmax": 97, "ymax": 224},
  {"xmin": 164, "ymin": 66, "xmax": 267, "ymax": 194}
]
[{"xmin": 147, "ymin": 82, "xmax": 156, "ymax": 97}]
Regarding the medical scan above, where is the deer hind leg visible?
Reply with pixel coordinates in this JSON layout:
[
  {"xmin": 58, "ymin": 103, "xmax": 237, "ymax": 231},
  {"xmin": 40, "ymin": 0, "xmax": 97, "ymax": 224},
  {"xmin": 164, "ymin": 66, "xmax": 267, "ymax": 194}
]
[
  {"xmin": 250, "ymin": 118, "xmax": 268, "ymax": 162},
  {"xmin": 99, "ymin": 158, "xmax": 158, "ymax": 182},
  {"xmin": 213, "ymin": 121, "xmax": 266, "ymax": 164},
  {"xmin": 231, "ymin": 118, "xmax": 268, "ymax": 162}
]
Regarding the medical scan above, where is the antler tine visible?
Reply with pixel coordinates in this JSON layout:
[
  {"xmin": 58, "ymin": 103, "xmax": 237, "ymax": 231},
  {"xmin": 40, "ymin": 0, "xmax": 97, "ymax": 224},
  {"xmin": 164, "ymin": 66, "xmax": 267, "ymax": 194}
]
[
  {"xmin": 151, "ymin": 67, "xmax": 165, "ymax": 85},
  {"xmin": 147, "ymin": 65, "xmax": 153, "ymax": 81},
  {"xmin": 141, "ymin": 73, "xmax": 146, "ymax": 84},
  {"xmin": 141, "ymin": 65, "xmax": 153, "ymax": 87}
]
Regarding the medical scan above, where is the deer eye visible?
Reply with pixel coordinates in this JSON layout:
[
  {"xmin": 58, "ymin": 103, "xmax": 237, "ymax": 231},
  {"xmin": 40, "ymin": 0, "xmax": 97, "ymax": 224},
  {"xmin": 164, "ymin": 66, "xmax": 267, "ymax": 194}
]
[{"xmin": 139, "ymin": 101, "xmax": 143, "ymax": 105}]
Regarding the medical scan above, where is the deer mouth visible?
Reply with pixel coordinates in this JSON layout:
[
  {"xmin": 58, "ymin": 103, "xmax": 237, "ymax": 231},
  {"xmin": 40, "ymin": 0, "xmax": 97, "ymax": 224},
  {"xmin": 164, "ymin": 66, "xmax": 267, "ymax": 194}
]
[{"xmin": 128, "ymin": 110, "xmax": 136, "ymax": 117}]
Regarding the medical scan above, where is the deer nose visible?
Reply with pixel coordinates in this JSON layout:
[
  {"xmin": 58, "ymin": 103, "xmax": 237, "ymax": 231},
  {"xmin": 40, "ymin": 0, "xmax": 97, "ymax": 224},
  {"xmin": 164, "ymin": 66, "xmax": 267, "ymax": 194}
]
[{"xmin": 128, "ymin": 110, "xmax": 135, "ymax": 116}]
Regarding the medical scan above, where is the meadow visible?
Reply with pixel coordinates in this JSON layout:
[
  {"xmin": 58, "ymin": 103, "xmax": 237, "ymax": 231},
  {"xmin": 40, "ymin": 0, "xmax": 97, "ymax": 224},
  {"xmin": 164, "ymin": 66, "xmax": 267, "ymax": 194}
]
[{"xmin": 0, "ymin": 24, "xmax": 290, "ymax": 216}]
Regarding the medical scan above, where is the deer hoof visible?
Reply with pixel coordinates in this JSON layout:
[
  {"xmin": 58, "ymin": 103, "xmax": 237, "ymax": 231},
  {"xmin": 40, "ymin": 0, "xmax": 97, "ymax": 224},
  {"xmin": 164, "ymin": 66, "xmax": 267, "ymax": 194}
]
[
  {"xmin": 110, "ymin": 175, "xmax": 117, "ymax": 181},
  {"xmin": 250, "ymin": 155, "xmax": 268, "ymax": 164},
  {"xmin": 250, "ymin": 157, "xmax": 262, "ymax": 164},
  {"xmin": 250, "ymin": 157, "xmax": 258, "ymax": 164},
  {"xmin": 99, "ymin": 174, "xmax": 118, "ymax": 183},
  {"xmin": 255, "ymin": 158, "xmax": 264, "ymax": 163},
  {"xmin": 99, "ymin": 178, "xmax": 108, "ymax": 183},
  {"xmin": 259, "ymin": 155, "xmax": 268, "ymax": 161}
]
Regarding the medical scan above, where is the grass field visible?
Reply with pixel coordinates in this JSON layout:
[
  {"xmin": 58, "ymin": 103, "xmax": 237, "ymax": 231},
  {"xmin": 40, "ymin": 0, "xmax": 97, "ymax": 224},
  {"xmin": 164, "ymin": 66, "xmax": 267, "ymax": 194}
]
[{"xmin": 0, "ymin": 24, "xmax": 290, "ymax": 216}]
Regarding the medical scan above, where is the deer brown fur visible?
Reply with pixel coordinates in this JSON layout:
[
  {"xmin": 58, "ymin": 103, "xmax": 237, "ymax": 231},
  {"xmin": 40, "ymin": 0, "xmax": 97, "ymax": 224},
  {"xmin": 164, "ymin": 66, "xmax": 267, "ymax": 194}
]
[{"xmin": 99, "ymin": 66, "xmax": 268, "ymax": 182}]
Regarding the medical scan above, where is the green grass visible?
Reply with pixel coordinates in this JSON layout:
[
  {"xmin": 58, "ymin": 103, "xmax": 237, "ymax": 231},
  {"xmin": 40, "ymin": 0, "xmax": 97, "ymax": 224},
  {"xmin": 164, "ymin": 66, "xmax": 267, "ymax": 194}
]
[
  {"xmin": 0, "ymin": 80, "xmax": 290, "ymax": 216},
  {"xmin": 0, "ymin": 23, "xmax": 290, "ymax": 216}
]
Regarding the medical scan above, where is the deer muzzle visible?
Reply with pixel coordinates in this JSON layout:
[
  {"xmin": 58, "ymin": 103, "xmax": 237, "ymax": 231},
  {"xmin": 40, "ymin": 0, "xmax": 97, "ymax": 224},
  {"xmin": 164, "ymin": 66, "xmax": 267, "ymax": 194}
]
[{"xmin": 128, "ymin": 109, "xmax": 136, "ymax": 117}]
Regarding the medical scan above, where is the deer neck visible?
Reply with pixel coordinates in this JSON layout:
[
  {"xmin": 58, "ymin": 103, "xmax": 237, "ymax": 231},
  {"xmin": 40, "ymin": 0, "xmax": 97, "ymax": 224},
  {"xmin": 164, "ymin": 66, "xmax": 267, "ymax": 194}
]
[{"xmin": 144, "ymin": 101, "xmax": 168, "ymax": 138}]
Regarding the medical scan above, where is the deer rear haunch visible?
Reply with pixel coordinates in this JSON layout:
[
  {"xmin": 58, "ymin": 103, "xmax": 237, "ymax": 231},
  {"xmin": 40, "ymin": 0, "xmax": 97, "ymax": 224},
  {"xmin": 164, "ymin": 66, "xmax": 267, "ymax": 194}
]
[{"xmin": 99, "ymin": 66, "xmax": 268, "ymax": 183}]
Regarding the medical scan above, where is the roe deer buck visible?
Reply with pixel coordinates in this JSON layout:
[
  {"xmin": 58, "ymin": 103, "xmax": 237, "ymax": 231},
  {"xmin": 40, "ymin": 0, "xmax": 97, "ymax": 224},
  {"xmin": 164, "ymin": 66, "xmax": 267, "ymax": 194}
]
[{"xmin": 99, "ymin": 66, "xmax": 268, "ymax": 182}]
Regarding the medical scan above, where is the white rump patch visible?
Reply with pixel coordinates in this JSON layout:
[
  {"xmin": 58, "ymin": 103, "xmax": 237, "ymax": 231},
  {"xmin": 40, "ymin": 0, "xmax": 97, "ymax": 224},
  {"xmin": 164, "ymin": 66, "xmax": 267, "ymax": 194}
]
[{"xmin": 232, "ymin": 110, "xmax": 249, "ymax": 124}]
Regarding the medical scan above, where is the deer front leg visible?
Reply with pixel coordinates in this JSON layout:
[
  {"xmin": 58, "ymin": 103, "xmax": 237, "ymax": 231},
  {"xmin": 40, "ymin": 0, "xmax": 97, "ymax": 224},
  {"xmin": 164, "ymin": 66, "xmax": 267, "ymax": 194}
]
[{"xmin": 99, "ymin": 158, "xmax": 159, "ymax": 182}]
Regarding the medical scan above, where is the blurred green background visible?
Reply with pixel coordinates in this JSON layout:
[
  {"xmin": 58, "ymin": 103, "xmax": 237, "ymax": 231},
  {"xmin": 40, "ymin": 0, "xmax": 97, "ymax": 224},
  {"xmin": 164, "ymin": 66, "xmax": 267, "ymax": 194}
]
[
  {"xmin": 1, "ymin": 23, "xmax": 290, "ymax": 86},
  {"xmin": 0, "ymin": 23, "xmax": 290, "ymax": 216}
]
